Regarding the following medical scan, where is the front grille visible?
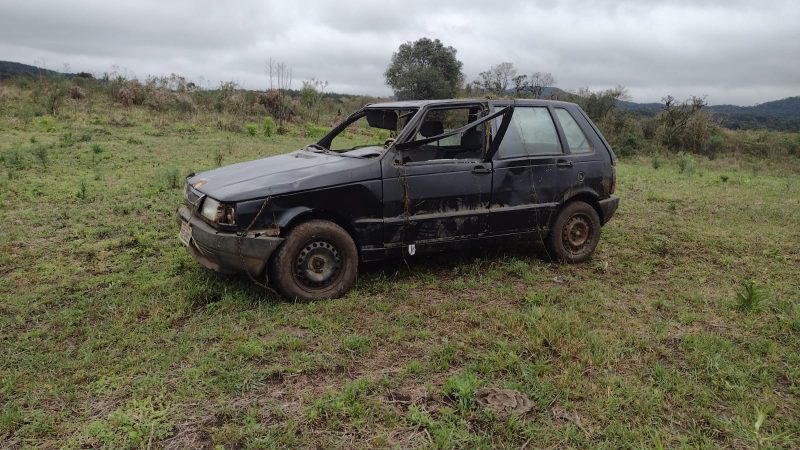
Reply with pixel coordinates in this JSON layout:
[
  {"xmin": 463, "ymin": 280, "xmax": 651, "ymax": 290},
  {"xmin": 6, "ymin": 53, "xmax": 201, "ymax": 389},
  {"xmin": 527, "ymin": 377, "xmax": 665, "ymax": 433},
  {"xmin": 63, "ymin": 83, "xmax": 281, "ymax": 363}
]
[{"xmin": 184, "ymin": 184, "xmax": 204, "ymax": 209}]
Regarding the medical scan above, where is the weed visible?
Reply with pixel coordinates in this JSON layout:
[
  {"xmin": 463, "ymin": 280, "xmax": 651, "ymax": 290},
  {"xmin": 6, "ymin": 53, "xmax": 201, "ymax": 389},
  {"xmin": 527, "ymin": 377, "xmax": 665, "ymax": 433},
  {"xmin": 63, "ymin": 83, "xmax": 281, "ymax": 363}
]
[
  {"xmin": 78, "ymin": 398, "xmax": 173, "ymax": 449},
  {"xmin": 32, "ymin": 144, "xmax": 48, "ymax": 168},
  {"xmin": 442, "ymin": 373, "xmax": 482, "ymax": 413},
  {"xmin": 720, "ymin": 174, "xmax": 729, "ymax": 183},
  {"xmin": 76, "ymin": 179, "xmax": 88, "ymax": 200},
  {"xmin": 245, "ymin": 123, "xmax": 257, "ymax": 136},
  {"xmin": 736, "ymin": 279, "xmax": 768, "ymax": 312},
  {"xmin": 163, "ymin": 167, "xmax": 180, "ymax": 189},
  {"xmin": 214, "ymin": 150, "xmax": 223, "ymax": 166},
  {"xmin": 652, "ymin": 153, "xmax": 662, "ymax": 170},
  {"xmin": 126, "ymin": 136, "xmax": 143, "ymax": 145},
  {"xmin": 677, "ymin": 151, "xmax": 695, "ymax": 174},
  {"xmin": 263, "ymin": 117, "xmax": 275, "ymax": 137}
]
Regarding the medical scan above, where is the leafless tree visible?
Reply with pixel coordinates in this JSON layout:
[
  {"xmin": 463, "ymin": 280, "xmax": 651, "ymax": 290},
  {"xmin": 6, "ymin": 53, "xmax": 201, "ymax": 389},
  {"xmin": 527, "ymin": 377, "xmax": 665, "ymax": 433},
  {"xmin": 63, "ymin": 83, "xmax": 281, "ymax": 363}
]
[
  {"xmin": 265, "ymin": 58, "xmax": 293, "ymax": 130},
  {"xmin": 529, "ymin": 72, "xmax": 555, "ymax": 99},
  {"xmin": 473, "ymin": 62, "xmax": 518, "ymax": 96}
]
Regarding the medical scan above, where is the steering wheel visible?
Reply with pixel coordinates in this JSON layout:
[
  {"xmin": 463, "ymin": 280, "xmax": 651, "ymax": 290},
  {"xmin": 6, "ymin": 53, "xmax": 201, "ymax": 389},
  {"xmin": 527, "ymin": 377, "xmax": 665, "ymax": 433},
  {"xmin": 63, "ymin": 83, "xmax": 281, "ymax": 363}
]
[{"xmin": 384, "ymin": 138, "xmax": 396, "ymax": 148}]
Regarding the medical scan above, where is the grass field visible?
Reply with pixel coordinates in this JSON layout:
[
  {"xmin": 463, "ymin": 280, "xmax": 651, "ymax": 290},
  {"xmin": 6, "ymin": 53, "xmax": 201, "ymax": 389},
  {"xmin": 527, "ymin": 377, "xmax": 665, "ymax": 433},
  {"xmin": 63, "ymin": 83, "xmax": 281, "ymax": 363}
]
[{"xmin": 1, "ymin": 105, "xmax": 799, "ymax": 449}]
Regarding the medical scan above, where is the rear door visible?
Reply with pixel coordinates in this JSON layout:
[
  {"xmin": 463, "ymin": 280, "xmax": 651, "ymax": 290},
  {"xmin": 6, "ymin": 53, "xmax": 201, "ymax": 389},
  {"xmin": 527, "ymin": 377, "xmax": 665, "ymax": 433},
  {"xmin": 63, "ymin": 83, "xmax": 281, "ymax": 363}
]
[{"xmin": 489, "ymin": 104, "xmax": 566, "ymax": 232}]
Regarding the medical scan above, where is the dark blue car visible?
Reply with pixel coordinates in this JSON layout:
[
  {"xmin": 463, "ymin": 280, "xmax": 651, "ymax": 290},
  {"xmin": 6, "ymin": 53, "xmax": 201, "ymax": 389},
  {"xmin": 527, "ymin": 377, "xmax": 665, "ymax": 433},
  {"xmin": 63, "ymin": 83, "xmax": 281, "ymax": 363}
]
[{"xmin": 177, "ymin": 99, "xmax": 619, "ymax": 300}]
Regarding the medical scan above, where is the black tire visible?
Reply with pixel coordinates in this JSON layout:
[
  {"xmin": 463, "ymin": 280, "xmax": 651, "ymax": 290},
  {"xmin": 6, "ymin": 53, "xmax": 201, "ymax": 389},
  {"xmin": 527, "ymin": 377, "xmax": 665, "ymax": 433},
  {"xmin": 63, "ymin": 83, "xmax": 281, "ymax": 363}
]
[
  {"xmin": 269, "ymin": 220, "xmax": 358, "ymax": 301},
  {"xmin": 545, "ymin": 201, "xmax": 601, "ymax": 263}
]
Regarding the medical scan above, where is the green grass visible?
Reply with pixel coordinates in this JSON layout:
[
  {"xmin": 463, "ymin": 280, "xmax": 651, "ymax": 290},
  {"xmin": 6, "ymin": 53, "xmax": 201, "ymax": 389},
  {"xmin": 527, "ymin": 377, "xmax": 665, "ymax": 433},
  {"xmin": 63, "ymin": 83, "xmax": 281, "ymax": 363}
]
[{"xmin": 1, "ymin": 101, "xmax": 799, "ymax": 449}]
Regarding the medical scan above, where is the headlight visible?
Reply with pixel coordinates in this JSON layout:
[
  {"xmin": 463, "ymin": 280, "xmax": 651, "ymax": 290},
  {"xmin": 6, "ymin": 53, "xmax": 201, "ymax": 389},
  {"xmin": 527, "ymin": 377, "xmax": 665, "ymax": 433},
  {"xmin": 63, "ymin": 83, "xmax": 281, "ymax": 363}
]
[{"xmin": 200, "ymin": 197, "xmax": 236, "ymax": 224}]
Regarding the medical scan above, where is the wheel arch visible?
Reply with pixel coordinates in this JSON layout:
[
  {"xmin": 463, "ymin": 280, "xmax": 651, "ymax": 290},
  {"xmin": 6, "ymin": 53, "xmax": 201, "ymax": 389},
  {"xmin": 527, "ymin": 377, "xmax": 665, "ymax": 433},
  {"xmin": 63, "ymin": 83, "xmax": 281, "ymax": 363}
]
[
  {"xmin": 558, "ymin": 191, "xmax": 604, "ymax": 224},
  {"xmin": 279, "ymin": 208, "xmax": 361, "ymax": 258}
]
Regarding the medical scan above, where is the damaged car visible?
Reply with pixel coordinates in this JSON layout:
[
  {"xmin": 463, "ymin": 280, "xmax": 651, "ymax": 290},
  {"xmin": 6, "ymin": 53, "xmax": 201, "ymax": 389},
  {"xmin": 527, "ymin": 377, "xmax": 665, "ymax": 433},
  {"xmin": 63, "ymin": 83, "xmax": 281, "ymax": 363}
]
[{"xmin": 177, "ymin": 99, "xmax": 619, "ymax": 300}]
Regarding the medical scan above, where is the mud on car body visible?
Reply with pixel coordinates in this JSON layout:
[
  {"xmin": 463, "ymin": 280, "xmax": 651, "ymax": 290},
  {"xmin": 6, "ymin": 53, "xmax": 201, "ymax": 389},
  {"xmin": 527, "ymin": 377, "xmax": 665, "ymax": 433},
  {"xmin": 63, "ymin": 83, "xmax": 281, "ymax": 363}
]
[{"xmin": 176, "ymin": 99, "xmax": 619, "ymax": 300}]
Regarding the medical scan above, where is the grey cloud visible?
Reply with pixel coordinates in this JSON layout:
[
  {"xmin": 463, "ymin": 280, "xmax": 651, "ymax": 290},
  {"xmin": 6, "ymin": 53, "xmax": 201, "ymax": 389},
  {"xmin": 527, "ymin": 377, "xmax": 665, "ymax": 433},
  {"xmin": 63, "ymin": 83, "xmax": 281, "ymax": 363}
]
[{"xmin": 1, "ymin": 0, "xmax": 797, "ymax": 105}]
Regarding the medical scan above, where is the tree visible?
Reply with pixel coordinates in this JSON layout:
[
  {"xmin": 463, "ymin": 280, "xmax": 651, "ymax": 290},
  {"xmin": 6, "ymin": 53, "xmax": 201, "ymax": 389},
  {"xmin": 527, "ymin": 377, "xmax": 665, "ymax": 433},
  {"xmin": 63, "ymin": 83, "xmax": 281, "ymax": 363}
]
[
  {"xmin": 472, "ymin": 62, "xmax": 518, "ymax": 96},
  {"xmin": 384, "ymin": 38, "xmax": 464, "ymax": 100},
  {"xmin": 529, "ymin": 72, "xmax": 555, "ymax": 99},
  {"xmin": 574, "ymin": 86, "xmax": 627, "ymax": 121}
]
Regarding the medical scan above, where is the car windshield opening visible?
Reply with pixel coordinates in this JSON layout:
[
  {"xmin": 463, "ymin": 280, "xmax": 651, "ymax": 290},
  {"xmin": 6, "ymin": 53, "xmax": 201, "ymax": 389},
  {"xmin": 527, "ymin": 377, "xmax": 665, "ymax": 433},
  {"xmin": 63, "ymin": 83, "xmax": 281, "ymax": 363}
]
[{"xmin": 324, "ymin": 108, "xmax": 418, "ymax": 154}]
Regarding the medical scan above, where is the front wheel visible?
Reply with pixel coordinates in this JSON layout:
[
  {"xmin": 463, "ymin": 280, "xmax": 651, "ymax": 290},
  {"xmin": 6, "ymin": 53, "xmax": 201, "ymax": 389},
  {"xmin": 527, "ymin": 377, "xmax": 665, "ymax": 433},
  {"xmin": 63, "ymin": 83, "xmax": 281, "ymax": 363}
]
[
  {"xmin": 269, "ymin": 220, "xmax": 358, "ymax": 301},
  {"xmin": 545, "ymin": 201, "xmax": 601, "ymax": 263}
]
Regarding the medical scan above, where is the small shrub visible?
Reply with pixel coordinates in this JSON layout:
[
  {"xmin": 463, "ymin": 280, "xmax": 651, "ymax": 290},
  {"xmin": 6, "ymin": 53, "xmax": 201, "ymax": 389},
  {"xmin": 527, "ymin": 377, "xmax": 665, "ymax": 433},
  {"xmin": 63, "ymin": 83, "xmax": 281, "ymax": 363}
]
[
  {"xmin": 213, "ymin": 151, "xmax": 223, "ymax": 167},
  {"xmin": 720, "ymin": 175, "xmax": 729, "ymax": 183},
  {"xmin": 652, "ymin": 154, "xmax": 662, "ymax": 170},
  {"xmin": 163, "ymin": 168, "xmax": 180, "ymax": 189},
  {"xmin": 677, "ymin": 151, "xmax": 695, "ymax": 174},
  {"xmin": 1, "ymin": 148, "xmax": 24, "ymax": 168},
  {"xmin": 76, "ymin": 179, "xmax": 88, "ymax": 200},
  {"xmin": 736, "ymin": 279, "xmax": 768, "ymax": 312},
  {"xmin": 59, "ymin": 132, "xmax": 76, "ymax": 148},
  {"xmin": 32, "ymin": 144, "xmax": 48, "ymax": 168},
  {"xmin": 442, "ymin": 373, "xmax": 482, "ymax": 414},
  {"xmin": 263, "ymin": 117, "xmax": 275, "ymax": 137},
  {"xmin": 245, "ymin": 123, "xmax": 257, "ymax": 136},
  {"xmin": 91, "ymin": 144, "xmax": 103, "ymax": 155},
  {"xmin": 68, "ymin": 86, "xmax": 86, "ymax": 99}
]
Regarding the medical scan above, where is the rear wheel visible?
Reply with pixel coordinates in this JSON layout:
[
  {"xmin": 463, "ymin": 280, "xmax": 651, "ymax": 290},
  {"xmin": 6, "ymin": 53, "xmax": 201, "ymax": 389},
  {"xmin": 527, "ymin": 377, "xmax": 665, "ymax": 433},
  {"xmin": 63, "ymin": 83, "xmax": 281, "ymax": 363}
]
[
  {"xmin": 270, "ymin": 220, "xmax": 358, "ymax": 301},
  {"xmin": 545, "ymin": 201, "xmax": 601, "ymax": 263}
]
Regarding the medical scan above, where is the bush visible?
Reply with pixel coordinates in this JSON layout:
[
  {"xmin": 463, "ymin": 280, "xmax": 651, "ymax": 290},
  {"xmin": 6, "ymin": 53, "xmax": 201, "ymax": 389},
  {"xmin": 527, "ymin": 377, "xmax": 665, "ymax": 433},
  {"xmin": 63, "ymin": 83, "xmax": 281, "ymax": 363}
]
[
  {"xmin": 304, "ymin": 122, "xmax": 327, "ymax": 139},
  {"xmin": 263, "ymin": 117, "xmax": 275, "ymax": 137},
  {"xmin": 245, "ymin": 123, "xmax": 257, "ymax": 136},
  {"xmin": 652, "ymin": 153, "xmax": 662, "ymax": 170},
  {"xmin": 32, "ymin": 144, "xmax": 48, "ymax": 168},
  {"xmin": 677, "ymin": 151, "xmax": 695, "ymax": 174},
  {"xmin": 68, "ymin": 86, "xmax": 86, "ymax": 99}
]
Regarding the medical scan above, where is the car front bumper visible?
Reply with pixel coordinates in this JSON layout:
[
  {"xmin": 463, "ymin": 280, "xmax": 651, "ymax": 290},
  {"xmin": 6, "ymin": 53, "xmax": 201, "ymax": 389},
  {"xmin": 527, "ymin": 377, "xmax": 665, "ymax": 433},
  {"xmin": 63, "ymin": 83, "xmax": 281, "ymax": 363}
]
[
  {"xmin": 598, "ymin": 195, "xmax": 620, "ymax": 225},
  {"xmin": 176, "ymin": 206, "xmax": 284, "ymax": 275}
]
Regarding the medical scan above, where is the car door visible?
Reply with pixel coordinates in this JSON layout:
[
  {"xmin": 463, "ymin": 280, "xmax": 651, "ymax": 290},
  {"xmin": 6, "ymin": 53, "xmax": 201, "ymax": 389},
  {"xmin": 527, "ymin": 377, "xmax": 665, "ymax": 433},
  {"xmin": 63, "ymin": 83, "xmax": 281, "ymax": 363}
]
[
  {"xmin": 381, "ymin": 103, "xmax": 497, "ymax": 251},
  {"xmin": 489, "ymin": 104, "xmax": 565, "ymax": 233}
]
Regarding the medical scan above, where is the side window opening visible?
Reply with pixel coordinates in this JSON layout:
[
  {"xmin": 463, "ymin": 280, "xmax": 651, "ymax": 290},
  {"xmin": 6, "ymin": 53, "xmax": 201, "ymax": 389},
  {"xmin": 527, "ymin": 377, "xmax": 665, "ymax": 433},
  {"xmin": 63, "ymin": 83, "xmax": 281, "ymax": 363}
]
[
  {"xmin": 496, "ymin": 106, "xmax": 561, "ymax": 158},
  {"xmin": 555, "ymin": 108, "xmax": 593, "ymax": 154},
  {"xmin": 401, "ymin": 106, "xmax": 486, "ymax": 163},
  {"xmin": 328, "ymin": 108, "xmax": 416, "ymax": 151}
]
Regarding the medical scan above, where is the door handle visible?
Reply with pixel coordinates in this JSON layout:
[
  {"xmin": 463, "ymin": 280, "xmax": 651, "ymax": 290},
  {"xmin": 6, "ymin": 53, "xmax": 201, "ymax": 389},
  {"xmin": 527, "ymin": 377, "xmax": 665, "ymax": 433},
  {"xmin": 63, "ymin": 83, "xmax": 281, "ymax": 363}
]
[
  {"xmin": 556, "ymin": 159, "xmax": 573, "ymax": 168},
  {"xmin": 472, "ymin": 165, "xmax": 491, "ymax": 174}
]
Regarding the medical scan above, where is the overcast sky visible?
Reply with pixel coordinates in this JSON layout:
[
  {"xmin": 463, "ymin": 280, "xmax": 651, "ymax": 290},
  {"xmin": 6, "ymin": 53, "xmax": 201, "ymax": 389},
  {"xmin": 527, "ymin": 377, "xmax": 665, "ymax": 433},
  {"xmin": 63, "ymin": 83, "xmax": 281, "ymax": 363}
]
[{"xmin": 1, "ymin": 0, "xmax": 798, "ymax": 105}]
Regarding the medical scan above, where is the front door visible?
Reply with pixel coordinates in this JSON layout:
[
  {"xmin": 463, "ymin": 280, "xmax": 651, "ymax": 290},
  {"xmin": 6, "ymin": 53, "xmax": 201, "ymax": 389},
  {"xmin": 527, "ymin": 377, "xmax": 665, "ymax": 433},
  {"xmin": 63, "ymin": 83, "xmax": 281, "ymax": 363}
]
[{"xmin": 381, "ymin": 103, "xmax": 494, "ymax": 251}]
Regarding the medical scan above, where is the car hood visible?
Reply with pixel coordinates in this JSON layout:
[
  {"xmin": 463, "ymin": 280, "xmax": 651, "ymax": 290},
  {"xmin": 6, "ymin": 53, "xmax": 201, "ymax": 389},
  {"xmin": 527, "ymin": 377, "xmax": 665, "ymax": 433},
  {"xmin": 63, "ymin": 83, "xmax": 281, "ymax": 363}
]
[{"xmin": 188, "ymin": 150, "xmax": 382, "ymax": 202}]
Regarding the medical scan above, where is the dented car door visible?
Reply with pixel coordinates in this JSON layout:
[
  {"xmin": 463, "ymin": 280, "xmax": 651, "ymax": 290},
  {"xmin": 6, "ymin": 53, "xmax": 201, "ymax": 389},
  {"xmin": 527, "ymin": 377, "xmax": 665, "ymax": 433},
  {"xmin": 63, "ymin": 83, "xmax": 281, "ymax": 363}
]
[{"xmin": 381, "ymin": 103, "xmax": 514, "ymax": 252}]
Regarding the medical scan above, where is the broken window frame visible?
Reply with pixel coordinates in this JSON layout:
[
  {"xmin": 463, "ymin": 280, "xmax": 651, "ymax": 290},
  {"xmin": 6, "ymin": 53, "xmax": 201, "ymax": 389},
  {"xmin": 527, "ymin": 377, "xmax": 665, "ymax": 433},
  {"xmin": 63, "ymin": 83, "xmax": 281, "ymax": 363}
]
[
  {"xmin": 394, "ymin": 105, "xmax": 515, "ymax": 162},
  {"xmin": 317, "ymin": 108, "xmax": 419, "ymax": 151}
]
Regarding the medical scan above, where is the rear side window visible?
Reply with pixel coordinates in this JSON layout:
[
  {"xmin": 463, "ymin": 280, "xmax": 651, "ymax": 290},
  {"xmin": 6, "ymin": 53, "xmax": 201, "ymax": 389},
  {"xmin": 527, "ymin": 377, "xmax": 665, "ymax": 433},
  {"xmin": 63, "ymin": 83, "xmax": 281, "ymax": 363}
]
[
  {"xmin": 497, "ymin": 107, "xmax": 561, "ymax": 158},
  {"xmin": 555, "ymin": 108, "xmax": 592, "ymax": 154}
]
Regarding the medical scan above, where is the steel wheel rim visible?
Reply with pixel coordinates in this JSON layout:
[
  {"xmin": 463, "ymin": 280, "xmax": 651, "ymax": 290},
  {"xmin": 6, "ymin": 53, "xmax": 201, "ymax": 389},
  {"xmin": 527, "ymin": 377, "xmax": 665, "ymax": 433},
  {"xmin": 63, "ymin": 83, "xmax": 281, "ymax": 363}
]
[
  {"xmin": 294, "ymin": 240, "xmax": 342, "ymax": 289},
  {"xmin": 562, "ymin": 213, "xmax": 593, "ymax": 255}
]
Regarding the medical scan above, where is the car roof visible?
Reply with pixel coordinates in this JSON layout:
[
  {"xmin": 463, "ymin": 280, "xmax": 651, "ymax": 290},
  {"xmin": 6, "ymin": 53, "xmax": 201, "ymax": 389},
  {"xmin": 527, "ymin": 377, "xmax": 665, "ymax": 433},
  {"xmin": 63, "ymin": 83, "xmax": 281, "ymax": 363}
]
[{"xmin": 366, "ymin": 98, "xmax": 579, "ymax": 109}]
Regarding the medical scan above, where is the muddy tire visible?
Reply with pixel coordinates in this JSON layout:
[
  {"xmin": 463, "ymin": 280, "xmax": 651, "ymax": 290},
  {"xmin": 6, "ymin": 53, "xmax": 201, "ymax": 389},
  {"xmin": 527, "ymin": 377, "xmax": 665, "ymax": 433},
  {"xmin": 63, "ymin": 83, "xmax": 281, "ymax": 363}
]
[
  {"xmin": 545, "ymin": 201, "xmax": 601, "ymax": 263},
  {"xmin": 269, "ymin": 220, "xmax": 358, "ymax": 301}
]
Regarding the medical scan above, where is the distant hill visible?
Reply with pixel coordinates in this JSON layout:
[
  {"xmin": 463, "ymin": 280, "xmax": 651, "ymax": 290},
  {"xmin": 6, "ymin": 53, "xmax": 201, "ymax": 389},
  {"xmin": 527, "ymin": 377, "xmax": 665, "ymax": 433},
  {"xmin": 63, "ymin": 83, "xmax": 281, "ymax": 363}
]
[
  {"xmin": 617, "ymin": 96, "xmax": 800, "ymax": 131},
  {"xmin": 0, "ymin": 61, "xmax": 74, "ymax": 80}
]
